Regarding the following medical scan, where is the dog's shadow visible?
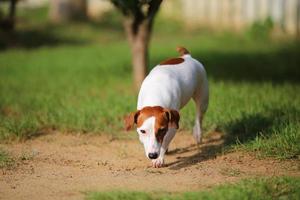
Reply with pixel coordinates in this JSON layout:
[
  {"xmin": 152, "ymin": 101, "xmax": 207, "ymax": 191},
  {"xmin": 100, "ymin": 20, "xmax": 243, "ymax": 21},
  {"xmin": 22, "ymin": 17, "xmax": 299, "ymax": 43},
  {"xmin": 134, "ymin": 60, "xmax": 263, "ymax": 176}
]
[
  {"xmin": 165, "ymin": 107, "xmax": 291, "ymax": 170},
  {"xmin": 165, "ymin": 132, "xmax": 225, "ymax": 170}
]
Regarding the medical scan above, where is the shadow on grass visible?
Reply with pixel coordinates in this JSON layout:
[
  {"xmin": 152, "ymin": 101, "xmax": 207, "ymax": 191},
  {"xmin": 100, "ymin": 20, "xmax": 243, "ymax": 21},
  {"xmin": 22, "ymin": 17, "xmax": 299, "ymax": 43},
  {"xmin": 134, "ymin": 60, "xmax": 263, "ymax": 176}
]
[
  {"xmin": 167, "ymin": 107, "xmax": 299, "ymax": 170},
  {"xmin": 151, "ymin": 42, "xmax": 300, "ymax": 84},
  {"xmin": 223, "ymin": 107, "xmax": 299, "ymax": 146},
  {"xmin": 0, "ymin": 10, "xmax": 124, "ymax": 51},
  {"xmin": 222, "ymin": 113, "xmax": 273, "ymax": 146},
  {"xmin": 196, "ymin": 47, "xmax": 300, "ymax": 83},
  {"xmin": 0, "ymin": 27, "xmax": 88, "ymax": 50}
]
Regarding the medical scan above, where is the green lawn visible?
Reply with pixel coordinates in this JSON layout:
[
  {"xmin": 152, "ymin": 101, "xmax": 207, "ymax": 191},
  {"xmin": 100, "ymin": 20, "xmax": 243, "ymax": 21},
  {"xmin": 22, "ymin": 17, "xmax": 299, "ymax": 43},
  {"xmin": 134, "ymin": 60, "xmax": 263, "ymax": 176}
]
[
  {"xmin": 87, "ymin": 177, "xmax": 300, "ymax": 200},
  {"xmin": 0, "ymin": 7, "xmax": 299, "ymax": 159}
]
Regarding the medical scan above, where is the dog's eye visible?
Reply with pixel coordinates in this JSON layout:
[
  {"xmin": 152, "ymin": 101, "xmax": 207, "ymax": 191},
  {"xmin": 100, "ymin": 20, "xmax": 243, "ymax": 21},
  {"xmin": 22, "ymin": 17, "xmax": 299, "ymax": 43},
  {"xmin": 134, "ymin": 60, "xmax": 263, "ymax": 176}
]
[{"xmin": 140, "ymin": 130, "xmax": 146, "ymax": 134}]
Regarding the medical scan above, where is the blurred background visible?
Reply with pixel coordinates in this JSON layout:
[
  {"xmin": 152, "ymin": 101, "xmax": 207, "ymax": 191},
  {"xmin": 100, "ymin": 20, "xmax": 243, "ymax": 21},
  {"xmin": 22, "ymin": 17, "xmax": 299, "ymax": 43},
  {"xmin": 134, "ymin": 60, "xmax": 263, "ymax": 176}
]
[
  {"xmin": 1, "ymin": 0, "xmax": 300, "ymax": 33},
  {"xmin": 0, "ymin": 0, "xmax": 299, "ymax": 159}
]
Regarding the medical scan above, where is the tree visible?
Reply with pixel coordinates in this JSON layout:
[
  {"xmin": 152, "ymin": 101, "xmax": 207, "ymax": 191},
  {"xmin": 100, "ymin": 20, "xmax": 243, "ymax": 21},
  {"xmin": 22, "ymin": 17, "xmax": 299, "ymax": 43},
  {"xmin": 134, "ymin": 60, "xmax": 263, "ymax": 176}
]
[
  {"xmin": 111, "ymin": 0, "xmax": 163, "ymax": 89},
  {"xmin": 0, "ymin": 0, "xmax": 17, "ymax": 30},
  {"xmin": 49, "ymin": 0, "xmax": 87, "ymax": 23}
]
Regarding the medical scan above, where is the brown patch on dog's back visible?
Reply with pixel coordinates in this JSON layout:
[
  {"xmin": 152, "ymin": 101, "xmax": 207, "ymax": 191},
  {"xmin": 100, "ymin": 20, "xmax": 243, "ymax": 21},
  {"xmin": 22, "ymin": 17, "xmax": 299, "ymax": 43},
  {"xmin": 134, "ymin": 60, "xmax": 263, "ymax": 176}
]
[{"xmin": 160, "ymin": 58, "xmax": 184, "ymax": 66}]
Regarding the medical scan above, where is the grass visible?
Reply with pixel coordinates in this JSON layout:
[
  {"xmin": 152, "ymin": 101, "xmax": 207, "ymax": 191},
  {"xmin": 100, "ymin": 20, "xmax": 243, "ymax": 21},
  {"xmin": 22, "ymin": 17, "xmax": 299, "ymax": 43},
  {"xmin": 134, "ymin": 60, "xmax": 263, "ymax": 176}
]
[
  {"xmin": 86, "ymin": 176, "xmax": 300, "ymax": 200},
  {"xmin": 0, "ymin": 7, "xmax": 299, "ymax": 159},
  {"xmin": 0, "ymin": 148, "xmax": 14, "ymax": 168}
]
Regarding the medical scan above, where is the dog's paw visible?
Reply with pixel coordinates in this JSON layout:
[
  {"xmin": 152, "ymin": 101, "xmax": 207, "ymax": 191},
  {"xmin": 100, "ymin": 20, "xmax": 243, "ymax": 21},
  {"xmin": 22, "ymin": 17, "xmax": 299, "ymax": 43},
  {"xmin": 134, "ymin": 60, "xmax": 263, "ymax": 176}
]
[{"xmin": 152, "ymin": 157, "xmax": 164, "ymax": 168}]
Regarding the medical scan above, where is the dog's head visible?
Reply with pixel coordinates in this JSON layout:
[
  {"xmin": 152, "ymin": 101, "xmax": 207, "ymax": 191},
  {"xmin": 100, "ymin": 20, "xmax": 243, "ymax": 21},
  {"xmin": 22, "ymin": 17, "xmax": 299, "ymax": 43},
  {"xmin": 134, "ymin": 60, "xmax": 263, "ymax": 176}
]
[{"xmin": 124, "ymin": 106, "xmax": 180, "ymax": 159}]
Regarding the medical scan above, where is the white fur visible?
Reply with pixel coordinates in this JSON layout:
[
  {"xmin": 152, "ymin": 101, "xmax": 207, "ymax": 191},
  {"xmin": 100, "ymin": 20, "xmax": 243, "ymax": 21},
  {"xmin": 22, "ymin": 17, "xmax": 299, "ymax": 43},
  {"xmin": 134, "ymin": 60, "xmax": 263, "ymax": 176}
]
[
  {"xmin": 137, "ymin": 117, "xmax": 161, "ymax": 158},
  {"xmin": 137, "ymin": 53, "xmax": 209, "ymax": 167}
]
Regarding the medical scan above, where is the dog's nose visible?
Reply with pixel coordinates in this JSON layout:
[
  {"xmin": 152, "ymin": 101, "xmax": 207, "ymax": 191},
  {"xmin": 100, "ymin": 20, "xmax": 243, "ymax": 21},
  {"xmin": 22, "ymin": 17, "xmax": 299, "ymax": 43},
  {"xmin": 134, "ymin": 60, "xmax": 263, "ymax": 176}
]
[{"xmin": 148, "ymin": 153, "xmax": 158, "ymax": 159}]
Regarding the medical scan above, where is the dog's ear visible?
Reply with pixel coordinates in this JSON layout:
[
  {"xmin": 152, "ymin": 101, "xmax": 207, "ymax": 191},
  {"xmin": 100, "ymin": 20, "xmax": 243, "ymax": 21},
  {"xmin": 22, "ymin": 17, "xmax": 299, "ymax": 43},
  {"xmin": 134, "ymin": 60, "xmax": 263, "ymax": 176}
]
[
  {"xmin": 124, "ymin": 110, "xmax": 140, "ymax": 131},
  {"xmin": 164, "ymin": 109, "xmax": 180, "ymax": 129}
]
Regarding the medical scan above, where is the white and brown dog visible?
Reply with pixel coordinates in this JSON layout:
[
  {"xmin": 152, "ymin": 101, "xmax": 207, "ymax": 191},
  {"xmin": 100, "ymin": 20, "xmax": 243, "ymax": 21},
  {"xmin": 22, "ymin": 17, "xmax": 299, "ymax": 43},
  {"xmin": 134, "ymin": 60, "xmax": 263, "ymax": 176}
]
[{"xmin": 125, "ymin": 47, "xmax": 209, "ymax": 168}]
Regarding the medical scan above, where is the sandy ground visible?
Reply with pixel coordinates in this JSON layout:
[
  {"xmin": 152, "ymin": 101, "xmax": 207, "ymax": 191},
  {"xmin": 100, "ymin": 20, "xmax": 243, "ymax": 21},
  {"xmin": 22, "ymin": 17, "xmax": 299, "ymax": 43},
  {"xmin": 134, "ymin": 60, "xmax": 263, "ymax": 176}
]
[{"xmin": 1, "ymin": 131, "xmax": 299, "ymax": 200}]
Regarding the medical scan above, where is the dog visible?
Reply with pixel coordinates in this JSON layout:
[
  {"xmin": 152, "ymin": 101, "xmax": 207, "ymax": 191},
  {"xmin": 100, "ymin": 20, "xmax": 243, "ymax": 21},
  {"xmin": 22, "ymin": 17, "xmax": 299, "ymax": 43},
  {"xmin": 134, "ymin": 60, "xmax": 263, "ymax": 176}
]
[{"xmin": 124, "ymin": 47, "xmax": 209, "ymax": 168}]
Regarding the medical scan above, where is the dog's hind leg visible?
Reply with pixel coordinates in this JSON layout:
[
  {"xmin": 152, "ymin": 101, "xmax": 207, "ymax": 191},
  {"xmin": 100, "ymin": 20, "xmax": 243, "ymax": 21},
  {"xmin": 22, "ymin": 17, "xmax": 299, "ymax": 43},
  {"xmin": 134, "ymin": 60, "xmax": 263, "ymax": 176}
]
[{"xmin": 192, "ymin": 84, "xmax": 209, "ymax": 144}]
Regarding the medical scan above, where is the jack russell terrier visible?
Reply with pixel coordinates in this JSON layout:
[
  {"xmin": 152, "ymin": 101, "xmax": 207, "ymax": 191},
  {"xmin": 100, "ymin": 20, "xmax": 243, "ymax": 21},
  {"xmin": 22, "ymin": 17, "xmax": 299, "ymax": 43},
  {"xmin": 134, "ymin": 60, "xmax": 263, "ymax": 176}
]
[{"xmin": 125, "ymin": 47, "xmax": 209, "ymax": 168}]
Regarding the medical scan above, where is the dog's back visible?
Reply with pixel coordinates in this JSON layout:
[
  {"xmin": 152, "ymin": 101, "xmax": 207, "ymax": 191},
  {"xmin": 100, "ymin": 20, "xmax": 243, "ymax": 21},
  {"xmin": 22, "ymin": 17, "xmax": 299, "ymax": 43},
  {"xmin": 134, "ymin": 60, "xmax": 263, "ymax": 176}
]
[{"xmin": 137, "ymin": 47, "xmax": 208, "ymax": 111}]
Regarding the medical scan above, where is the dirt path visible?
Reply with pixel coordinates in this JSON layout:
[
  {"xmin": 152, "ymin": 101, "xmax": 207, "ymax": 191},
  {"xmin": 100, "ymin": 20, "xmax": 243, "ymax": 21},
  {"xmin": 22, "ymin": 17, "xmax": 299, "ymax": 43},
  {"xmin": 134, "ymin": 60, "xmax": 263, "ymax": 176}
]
[{"xmin": 1, "ymin": 131, "xmax": 299, "ymax": 200}]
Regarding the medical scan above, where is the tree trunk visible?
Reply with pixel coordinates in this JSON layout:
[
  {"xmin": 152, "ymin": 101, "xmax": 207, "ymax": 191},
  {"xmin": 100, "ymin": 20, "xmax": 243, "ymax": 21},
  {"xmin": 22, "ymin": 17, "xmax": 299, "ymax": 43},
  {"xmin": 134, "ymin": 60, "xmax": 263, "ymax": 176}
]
[
  {"xmin": 9, "ymin": 0, "xmax": 16, "ymax": 20},
  {"xmin": 131, "ymin": 33, "xmax": 148, "ymax": 89},
  {"xmin": 49, "ymin": 0, "xmax": 87, "ymax": 23},
  {"xmin": 112, "ymin": 0, "xmax": 162, "ymax": 90},
  {"xmin": 0, "ymin": 0, "xmax": 16, "ymax": 30},
  {"xmin": 124, "ymin": 19, "xmax": 151, "ymax": 90}
]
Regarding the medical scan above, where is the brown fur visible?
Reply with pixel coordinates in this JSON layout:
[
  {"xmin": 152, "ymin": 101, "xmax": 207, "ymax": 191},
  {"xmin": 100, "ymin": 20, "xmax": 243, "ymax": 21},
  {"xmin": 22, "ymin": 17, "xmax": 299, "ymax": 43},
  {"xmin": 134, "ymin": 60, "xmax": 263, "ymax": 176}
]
[
  {"xmin": 124, "ymin": 106, "xmax": 180, "ymax": 142},
  {"xmin": 176, "ymin": 46, "xmax": 190, "ymax": 56},
  {"xmin": 160, "ymin": 58, "xmax": 184, "ymax": 66},
  {"xmin": 124, "ymin": 111, "xmax": 140, "ymax": 131}
]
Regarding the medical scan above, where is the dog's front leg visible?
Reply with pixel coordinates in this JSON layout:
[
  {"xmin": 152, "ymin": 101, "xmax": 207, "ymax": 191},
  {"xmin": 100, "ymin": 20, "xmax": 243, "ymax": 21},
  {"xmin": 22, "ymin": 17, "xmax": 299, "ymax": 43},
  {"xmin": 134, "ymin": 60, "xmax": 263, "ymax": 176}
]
[{"xmin": 152, "ymin": 128, "xmax": 176, "ymax": 168}]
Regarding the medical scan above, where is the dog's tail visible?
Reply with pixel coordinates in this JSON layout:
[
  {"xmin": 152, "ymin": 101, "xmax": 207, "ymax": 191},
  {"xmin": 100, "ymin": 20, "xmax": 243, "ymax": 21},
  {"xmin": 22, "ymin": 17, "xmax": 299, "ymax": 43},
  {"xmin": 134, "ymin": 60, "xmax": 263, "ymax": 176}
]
[{"xmin": 176, "ymin": 46, "xmax": 190, "ymax": 56}]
